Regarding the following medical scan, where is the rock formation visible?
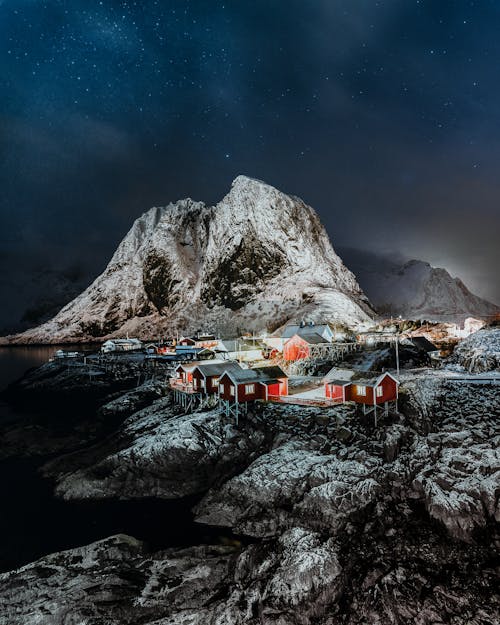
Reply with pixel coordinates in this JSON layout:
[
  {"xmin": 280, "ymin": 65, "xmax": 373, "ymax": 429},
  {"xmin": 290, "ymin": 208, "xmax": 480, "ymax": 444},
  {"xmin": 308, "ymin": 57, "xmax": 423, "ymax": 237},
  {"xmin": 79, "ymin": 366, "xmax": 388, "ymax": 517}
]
[
  {"xmin": 0, "ymin": 331, "xmax": 499, "ymax": 623},
  {"xmin": 4, "ymin": 176, "xmax": 372, "ymax": 344}
]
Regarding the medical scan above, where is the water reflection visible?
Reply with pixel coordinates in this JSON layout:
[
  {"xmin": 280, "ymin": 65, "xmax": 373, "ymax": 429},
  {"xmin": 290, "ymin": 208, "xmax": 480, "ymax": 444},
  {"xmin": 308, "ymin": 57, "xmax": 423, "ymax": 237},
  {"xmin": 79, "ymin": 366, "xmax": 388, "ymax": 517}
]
[{"xmin": 0, "ymin": 344, "xmax": 98, "ymax": 391}]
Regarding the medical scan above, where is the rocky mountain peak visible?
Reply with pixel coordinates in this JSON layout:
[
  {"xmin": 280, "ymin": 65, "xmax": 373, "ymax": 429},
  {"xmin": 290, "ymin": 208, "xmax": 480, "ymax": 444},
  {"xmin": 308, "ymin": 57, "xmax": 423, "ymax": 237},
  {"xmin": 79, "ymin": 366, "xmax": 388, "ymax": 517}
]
[{"xmin": 5, "ymin": 177, "xmax": 372, "ymax": 343}]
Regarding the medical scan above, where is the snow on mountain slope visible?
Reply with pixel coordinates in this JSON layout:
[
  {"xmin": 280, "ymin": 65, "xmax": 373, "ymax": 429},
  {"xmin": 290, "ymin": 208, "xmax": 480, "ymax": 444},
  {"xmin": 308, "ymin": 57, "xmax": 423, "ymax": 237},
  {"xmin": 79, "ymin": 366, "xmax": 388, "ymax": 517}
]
[
  {"xmin": 339, "ymin": 248, "xmax": 499, "ymax": 323},
  {"xmin": 5, "ymin": 176, "xmax": 372, "ymax": 343}
]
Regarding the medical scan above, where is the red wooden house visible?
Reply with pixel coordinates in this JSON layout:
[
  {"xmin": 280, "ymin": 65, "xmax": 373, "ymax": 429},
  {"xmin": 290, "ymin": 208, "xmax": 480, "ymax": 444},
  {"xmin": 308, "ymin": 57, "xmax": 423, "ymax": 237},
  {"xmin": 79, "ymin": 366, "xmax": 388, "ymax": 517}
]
[
  {"xmin": 218, "ymin": 366, "xmax": 288, "ymax": 403},
  {"xmin": 177, "ymin": 336, "xmax": 196, "ymax": 346},
  {"xmin": 324, "ymin": 378, "xmax": 351, "ymax": 402},
  {"xmin": 173, "ymin": 362, "xmax": 197, "ymax": 387},
  {"xmin": 192, "ymin": 361, "xmax": 242, "ymax": 395},
  {"xmin": 324, "ymin": 372, "xmax": 399, "ymax": 411},
  {"xmin": 283, "ymin": 333, "xmax": 328, "ymax": 361}
]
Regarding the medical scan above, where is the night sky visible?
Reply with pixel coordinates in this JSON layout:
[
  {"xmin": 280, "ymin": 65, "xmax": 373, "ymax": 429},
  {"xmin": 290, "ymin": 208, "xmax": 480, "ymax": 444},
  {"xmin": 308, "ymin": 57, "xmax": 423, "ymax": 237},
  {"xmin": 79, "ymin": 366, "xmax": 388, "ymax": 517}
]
[{"xmin": 1, "ymin": 0, "xmax": 499, "ymax": 307}]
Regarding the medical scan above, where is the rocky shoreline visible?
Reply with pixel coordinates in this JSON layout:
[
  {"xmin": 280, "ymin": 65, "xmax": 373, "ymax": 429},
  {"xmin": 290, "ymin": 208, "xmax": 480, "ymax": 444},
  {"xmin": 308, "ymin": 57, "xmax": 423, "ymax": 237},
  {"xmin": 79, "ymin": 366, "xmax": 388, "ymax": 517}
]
[{"xmin": 0, "ymin": 350, "xmax": 498, "ymax": 624}]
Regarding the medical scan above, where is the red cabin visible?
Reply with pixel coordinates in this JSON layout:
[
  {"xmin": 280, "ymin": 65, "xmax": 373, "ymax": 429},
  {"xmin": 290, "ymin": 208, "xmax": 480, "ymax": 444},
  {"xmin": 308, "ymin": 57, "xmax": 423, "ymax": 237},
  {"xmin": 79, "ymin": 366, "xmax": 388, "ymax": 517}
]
[
  {"xmin": 177, "ymin": 336, "xmax": 196, "ymax": 346},
  {"xmin": 218, "ymin": 366, "xmax": 288, "ymax": 403},
  {"xmin": 283, "ymin": 333, "xmax": 328, "ymax": 361},
  {"xmin": 324, "ymin": 372, "xmax": 399, "ymax": 405},
  {"xmin": 324, "ymin": 379, "xmax": 351, "ymax": 402},
  {"xmin": 173, "ymin": 362, "xmax": 198, "ymax": 385},
  {"xmin": 192, "ymin": 361, "xmax": 242, "ymax": 395}
]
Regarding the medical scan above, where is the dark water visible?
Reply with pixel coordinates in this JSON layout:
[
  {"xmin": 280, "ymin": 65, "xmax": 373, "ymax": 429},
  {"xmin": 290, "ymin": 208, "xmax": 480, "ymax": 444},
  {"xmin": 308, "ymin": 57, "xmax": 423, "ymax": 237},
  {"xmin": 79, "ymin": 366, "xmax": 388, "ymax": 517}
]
[
  {"xmin": 0, "ymin": 344, "xmax": 62, "ymax": 392},
  {"xmin": 0, "ymin": 346, "xmax": 226, "ymax": 573}
]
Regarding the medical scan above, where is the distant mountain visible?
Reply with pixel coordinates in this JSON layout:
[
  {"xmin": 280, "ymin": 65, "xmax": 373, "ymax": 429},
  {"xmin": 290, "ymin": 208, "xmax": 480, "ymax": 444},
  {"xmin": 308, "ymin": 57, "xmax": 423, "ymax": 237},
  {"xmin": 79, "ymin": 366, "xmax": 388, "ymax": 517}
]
[
  {"xmin": 4, "ymin": 176, "xmax": 373, "ymax": 343},
  {"xmin": 0, "ymin": 267, "xmax": 89, "ymax": 335},
  {"xmin": 339, "ymin": 248, "xmax": 499, "ymax": 323}
]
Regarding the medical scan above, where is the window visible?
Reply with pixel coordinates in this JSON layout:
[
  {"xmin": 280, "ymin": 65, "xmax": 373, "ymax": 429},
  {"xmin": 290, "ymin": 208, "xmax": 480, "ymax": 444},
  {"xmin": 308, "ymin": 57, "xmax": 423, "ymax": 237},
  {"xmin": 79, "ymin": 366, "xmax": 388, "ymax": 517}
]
[
  {"xmin": 376, "ymin": 386, "xmax": 383, "ymax": 398},
  {"xmin": 356, "ymin": 385, "xmax": 366, "ymax": 396},
  {"xmin": 230, "ymin": 385, "xmax": 235, "ymax": 397},
  {"xmin": 200, "ymin": 379, "xmax": 205, "ymax": 389},
  {"xmin": 212, "ymin": 377, "xmax": 219, "ymax": 388},
  {"xmin": 245, "ymin": 384, "xmax": 255, "ymax": 394}
]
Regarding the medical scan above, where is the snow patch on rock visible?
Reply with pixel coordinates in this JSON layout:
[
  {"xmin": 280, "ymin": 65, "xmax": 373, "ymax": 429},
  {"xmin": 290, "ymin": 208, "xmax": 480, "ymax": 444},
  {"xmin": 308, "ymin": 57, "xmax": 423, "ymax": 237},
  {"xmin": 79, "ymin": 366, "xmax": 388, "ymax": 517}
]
[{"xmin": 450, "ymin": 326, "xmax": 500, "ymax": 373}]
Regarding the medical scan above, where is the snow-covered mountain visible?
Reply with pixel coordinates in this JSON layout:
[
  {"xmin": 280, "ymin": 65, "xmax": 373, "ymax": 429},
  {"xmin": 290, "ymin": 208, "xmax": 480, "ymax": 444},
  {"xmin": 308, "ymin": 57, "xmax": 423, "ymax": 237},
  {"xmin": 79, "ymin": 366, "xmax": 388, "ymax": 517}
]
[
  {"xmin": 5, "ymin": 176, "xmax": 373, "ymax": 343},
  {"xmin": 339, "ymin": 248, "xmax": 499, "ymax": 323}
]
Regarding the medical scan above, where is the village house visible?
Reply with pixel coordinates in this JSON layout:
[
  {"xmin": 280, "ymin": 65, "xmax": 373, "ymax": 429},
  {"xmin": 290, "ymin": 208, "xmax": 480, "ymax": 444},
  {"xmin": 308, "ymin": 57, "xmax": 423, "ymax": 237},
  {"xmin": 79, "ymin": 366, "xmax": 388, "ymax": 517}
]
[
  {"xmin": 403, "ymin": 336, "xmax": 441, "ymax": 362},
  {"xmin": 101, "ymin": 338, "xmax": 143, "ymax": 353},
  {"xmin": 261, "ymin": 321, "xmax": 334, "ymax": 355},
  {"xmin": 324, "ymin": 372, "xmax": 399, "ymax": 416},
  {"xmin": 145, "ymin": 343, "xmax": 173, "ymax": 355},
  {"xmin": 216, "ymin": 338, "xmax": 267, "ymax": 362},
  {"xmin": 218, "ymin": 365, "xmax": 288, "ymax": 404},
  {"xmin": 172, "ymin": 361, "xmax": 207, "ymax": 387},
  {"xmin": 194, "ymin": 334, "xmax": 218, "ymax": 349},
  {"xmin": 281, "ymin": 322, "xmax": 334, "ymax": 342},
  {"xmin": 171, "ymin": 361, "xmax": 287, "ymax": 418},
  {"xmin": 175, "ymin": 343, "xmax": 217, "ymax": 360},
  {"xmin": 356, "ymin": 331, "xmax": 396, "ymax": 347},
  {"xmin": 192, "ymin": 361, "xmax": 243, "ymax": 394},
  {"xmin": 172, "ymin": 362, "xmax": 198, "ymax": 388},
  {"xmin": 280, "ymin": 321, "xmax": 335, "ymax": 361},
  {"xmin": 283, "ymin": 332, "xmax": 330, "ymax": 361},
  {"xmin": 176, "ymin": 336, "xmax": 197, "ymax": 347}
]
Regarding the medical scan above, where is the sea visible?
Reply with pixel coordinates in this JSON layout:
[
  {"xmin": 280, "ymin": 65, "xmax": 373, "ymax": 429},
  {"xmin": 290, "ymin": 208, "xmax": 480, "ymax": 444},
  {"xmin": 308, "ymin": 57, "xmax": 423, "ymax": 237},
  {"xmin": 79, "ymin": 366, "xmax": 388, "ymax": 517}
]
[{"xmin": 0, "ymin": 345, "xmax": 223, "ymax": 573}]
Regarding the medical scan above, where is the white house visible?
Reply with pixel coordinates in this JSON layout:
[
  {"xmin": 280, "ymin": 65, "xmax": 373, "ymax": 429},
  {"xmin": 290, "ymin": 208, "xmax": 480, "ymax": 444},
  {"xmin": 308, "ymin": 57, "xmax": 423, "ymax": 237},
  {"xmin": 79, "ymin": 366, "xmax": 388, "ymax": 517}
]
[
  {"xmin": 101, "ymin": 338, "xmax": 143, "ymax": 353},
  {"xmin": 216, "ymin": 339, "xmax": 266, "ymax": 362}
]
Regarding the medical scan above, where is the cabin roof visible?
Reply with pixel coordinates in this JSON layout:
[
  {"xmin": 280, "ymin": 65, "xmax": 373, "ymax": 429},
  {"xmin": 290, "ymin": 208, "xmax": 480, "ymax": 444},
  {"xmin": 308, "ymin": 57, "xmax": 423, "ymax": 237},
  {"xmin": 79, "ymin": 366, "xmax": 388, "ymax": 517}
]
[
  {"xmin": 103, "ymin": 338, "xmax": 141, "ymax": 345},
  {"xmin": 409, "ymin": 336, "xmax": 438, "ymax": 352},
  {"xmin": 299, "ymin": 332, "xmax": 330, "ymax": 344},
  {"xmin": 286, "ymin": 332, "xmax": 329, "ymax": 345},
  {"xmin": 193, "ymin": 361, "xmax": 242, "ymax": 377},
  {"xmin": 221, "ymin": 365, "xmax": 287, "ymax": 384},
  {"xmin": 322, "ymin": 366, "xmax": 354, "ymax": 382},
  {"xmin": 175, "ymin": 359, "xmax": 225, "ymax": 372},
  {"xmin": 281, "ymin": 324, "xmax": 331, "ymax": 339},
  {"xmin": 218, "ymin": 339, "xmax": 265, "ymax": 352},
  {"xmin": 353, "ymin": 372, "xmax": 400, "ymax": 387},
  {"xmin": 326, "ymin": 379, "xmax": 351, "ymax": 386}
]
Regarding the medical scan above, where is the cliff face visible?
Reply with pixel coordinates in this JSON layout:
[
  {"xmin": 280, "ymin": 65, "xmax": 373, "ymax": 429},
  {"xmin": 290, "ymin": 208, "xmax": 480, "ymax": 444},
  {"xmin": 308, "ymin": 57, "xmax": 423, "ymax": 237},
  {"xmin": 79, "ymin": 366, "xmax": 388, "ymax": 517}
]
[
  {"xmin": 340, "ymin": 249, "xmax": 499, "ymax": 323},
  {"xmin": 7, "ymin": 176, "xmax": 372, "ymax": 343}
]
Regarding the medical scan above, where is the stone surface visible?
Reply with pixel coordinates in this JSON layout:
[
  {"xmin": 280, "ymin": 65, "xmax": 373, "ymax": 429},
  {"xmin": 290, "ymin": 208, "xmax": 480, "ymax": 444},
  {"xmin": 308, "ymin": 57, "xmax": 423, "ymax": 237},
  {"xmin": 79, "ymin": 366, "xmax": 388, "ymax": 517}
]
[
  {"xmin": 0, "ymin": 364, "xmax": 499, "ymax": 624},
  {"xmin": 43, "ymin": 399, "xmax": 268, "ymax": 500},
  {"xmin": 450, "ymin": 326, "xmax": 500, "ymax": 373}
]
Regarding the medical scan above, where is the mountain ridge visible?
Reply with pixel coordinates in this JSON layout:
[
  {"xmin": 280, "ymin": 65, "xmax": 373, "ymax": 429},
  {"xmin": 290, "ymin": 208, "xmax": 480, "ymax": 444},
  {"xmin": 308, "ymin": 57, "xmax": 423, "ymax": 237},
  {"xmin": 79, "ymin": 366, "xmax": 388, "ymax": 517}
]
[
  {"xmin": 3, "ymin": 176, "xmax": 373, "ymax": 343},
  {"xmin": 339, "ymin": 248, "xmax": 499, "ymax": 323}
]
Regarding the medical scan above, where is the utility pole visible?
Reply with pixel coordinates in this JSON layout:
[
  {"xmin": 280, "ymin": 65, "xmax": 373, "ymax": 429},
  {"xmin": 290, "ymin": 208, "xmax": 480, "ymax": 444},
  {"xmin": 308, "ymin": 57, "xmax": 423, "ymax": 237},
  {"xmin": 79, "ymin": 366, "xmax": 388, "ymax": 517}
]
[
  {"xmin": 395, "ymin": 332, "xmax": 400, "ymax": 377},
  {"xmin": 396, "ymin": 315, "xmax": 401, "ymax": 378}
]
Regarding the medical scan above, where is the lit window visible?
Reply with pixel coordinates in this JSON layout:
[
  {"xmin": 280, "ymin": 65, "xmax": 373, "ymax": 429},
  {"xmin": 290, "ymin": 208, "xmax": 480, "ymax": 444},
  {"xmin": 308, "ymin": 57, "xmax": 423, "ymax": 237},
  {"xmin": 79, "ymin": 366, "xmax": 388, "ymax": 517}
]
[
  {"xmin": 212, "ymin": 377, "xmax": 219, "ymax": 387},
  {"xmin": 376, "ymin": 386, "xmax": 383, "ymax": 397},
  {"xmin": 356, "ymin": 385, "xmax": 366, "ymax": 396},
  {"xmin": 230, "ymin": 385, "xmax": 235, "ymax": 396},
  {"xmin": 245, "ymin": 384, "xmax": 255, "ymax": 394}
]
